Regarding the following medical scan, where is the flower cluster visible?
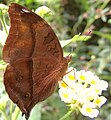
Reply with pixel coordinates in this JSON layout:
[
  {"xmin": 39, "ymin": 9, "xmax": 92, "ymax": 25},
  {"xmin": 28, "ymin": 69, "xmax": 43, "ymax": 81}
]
[
  {"xmin": 0, "ymin": 4, "xmax": 8, "ymax": 14},
  {"xmin": 58, "ymin": 67, "xmax": 108, "ymax": 118},
  {"xmin": 35, "ymin": 6, "xmax": 52, "ymax": 18}
]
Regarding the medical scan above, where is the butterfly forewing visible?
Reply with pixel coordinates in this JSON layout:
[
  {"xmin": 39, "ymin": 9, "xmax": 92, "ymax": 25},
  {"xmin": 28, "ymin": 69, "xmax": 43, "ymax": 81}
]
[{"xmin": 3, "ymin": 3, "xmax": 63, "ymax": 63}]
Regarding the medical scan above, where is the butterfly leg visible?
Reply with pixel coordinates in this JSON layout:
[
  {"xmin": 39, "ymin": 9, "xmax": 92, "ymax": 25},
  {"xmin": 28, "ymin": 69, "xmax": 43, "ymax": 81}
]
[{"xmin": 64, "ymin": 68, "xmax": 74, "ymax": 75}]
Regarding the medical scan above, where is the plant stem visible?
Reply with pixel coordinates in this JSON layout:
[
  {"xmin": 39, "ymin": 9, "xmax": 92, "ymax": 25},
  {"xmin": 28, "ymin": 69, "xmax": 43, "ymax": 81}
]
[
  {"xmin": 0, "ymin": 110, "xmax": 9, "ymax": 120},
  {"xmin": 12, "ymin": 106, "xmax": 20, "ymax": 120},
  {"xmin": 10, "ymin": 101, "xmax": 13, "ymax": 120},
  {"xmin": 0, "ymin": 10, "xmax": 8, "ymax": 35},
  {"xmin": 59, "ymin": 109, "xmax": 75, "ymax": 120}
]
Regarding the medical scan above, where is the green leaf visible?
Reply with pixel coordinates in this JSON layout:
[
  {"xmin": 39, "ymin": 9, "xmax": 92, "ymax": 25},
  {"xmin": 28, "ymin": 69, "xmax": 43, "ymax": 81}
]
[
  {"xmin": 0, "ymin": 96, "xmax": 8, "ymax": 111},
  {"xmin": 108, "ymin": 19, "xmax": 111, "ymax": 23},
  {"xmin": 0, "ymin": 96, "xmax": 9, "ymax": 120},
  {"xmin": 60, "ymin": 35, "xmax": 90, "ymax": 48},
  {"xmin": 0, "ymin": 60, "xmax": 6, "ymax": 70},
  {"xmin": 12, "ymin": 106, "xmax": 20, "ymax": 120},
  {"xmin": 29, "ymin": 104, "xmax": 42, "ymax": 120},
  {"xmin": 25, "ymin": 0, "xmax": 34, "ymax": 4},
  {"xmin": 94, "ymin": 31, "xmax": 111, "ymax": 40}
]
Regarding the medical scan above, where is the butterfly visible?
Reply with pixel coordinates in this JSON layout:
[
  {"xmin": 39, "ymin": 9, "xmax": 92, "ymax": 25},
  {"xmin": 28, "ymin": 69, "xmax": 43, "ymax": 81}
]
[{"xmin": 2, "ymin": 3, "xmax": 72, "ymax": 119}]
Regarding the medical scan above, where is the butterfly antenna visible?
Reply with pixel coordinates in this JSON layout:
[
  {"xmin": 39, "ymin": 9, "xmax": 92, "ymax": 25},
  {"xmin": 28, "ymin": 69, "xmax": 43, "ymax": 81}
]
[
  {"xmin": 65, "ymin": 68, "xmax": 74, "ymax": 75},
  {"xmin": 62, "ymin": 68, "xmax": 75, "ymax": 89},
  {"xmin": 62, "ymin": 78, "xmax": 75, "ymax": 91},
  {"xmin": 62, "ymin": 80, "xmax": 69, "ymax": 87}
]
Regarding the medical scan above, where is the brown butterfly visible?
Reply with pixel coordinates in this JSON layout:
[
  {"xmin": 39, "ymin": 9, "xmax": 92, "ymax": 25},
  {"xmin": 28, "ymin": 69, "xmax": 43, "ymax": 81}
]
[{"xmin": 3, "ymin": 3, "xmax": 71, "ymax": 120}]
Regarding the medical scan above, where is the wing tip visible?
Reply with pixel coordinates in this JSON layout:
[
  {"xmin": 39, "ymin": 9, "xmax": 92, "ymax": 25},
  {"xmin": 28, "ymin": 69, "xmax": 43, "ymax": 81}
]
[
  {"xmin": 8, "ymin": 3, "xmax": 32, "ymax": 15},
  {"xmin": 8, "ymin": 3, "xmax": 23, "ymax": 13}
]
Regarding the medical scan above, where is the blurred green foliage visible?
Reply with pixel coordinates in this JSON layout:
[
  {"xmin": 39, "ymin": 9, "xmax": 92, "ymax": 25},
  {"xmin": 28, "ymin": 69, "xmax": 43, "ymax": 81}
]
[{"xmin": 0, "ymin": 0, "xmax": 111, "ymax": 120}]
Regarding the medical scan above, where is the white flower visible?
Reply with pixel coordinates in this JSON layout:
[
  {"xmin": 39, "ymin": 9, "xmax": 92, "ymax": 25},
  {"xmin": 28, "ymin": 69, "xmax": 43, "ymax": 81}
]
[
  {"xmin": 58, "ymin": 88, "xmax": 74, "ymax": 103},
  {"xmin": 75, "ymin": 90, "xmax": 87, "ymax": 103},
  {"xmin": 71, "ymin": 83, "xmax": 84, "ymax": 93},
  {"xmin": 79, "ymin": 102, "xmax": 99, "ymax": 118},
  {"xmin": 0, "ymin": 26, "xmax": 9, "ymax": 46},
  {"xmin": 0, "ymin": 30, "xmax": 7, "ymax": 46},
  {"xmin": 93, "ymin": 96, "xmax": 107, "ymax": 107},
  {"xmin": 88, "ymin": 75, "xmax": 100, "ymax": 86},
  {"xmin": 90, "ymin": 80, "xmax": 108, "ymax": 95},
  {"xmin": 76, "ymin": 70, "xmax": 87, "ymax": 83},
  {"xmin": 91, "ymin": 85, "xmax": 103, "ymax": 95},
  {"xmin": 98, "ymin": 80, "xmax": 108, "ymax": 90},
  {"xmin": 85, "ymin": 88, "xmax": 98, "ymax": 101}
]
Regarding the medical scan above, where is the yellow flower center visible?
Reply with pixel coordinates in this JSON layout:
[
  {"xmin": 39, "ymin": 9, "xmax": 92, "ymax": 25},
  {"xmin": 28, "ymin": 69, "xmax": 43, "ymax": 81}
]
[
  {"xmin": 95, "ymin": 98, "xmax": 101, "ymax": 104},
  {"xmin": 91, "ymin": 80, "xmax": 96, "ymax": 84},
  {"xmin": 95, "ymin": 89, "xmax": 100, "ymax": 93},
  {"xmin": 80, "ymin": 76, "xmax": 86, "ymax": 81},
  {"xmin": 61, "ymin": 82, "xmax": 67, "ymax": 88},
  {"xmin": 63, "ymin": 93, "xmax": 69, "ymax": 98},
  {"xmin": 88, "ymin": 96, "xmax": 94, "ymax": 101},
  {"xmin": 86, "ymin": 107, "xmax": 92, "ymax": 113},
  {"xmin": 68, "ymin": 75, "xmax": 75, "ymax": 80}
]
